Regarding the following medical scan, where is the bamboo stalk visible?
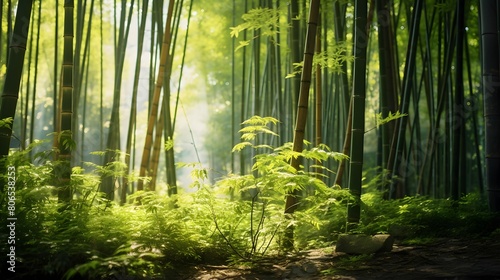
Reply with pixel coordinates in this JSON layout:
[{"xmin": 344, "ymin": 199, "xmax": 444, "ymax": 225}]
[
  {"xmin": 283, "ymin": 0, "xmax": 320, "ymax": 249},
  {"xmin": 137, "ymin": 0, "xmax": 175, "ymax": 192},
  {"xmin": 0, "ymin": 0, "xmax": 34, "ymax": 159},
  {"xmin": 346, "ymin": 0, "xmax": 368, "ymax": 228}
]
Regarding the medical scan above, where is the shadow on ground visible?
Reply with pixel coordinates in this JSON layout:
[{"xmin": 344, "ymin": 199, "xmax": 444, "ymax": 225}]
[{"xmin": 169, "ymin": 237, "xmax": 500, "ymax": 280}]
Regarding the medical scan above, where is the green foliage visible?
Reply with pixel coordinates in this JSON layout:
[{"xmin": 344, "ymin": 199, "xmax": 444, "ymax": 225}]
[
  {"xmin": 434, "ymin": 0, "xmax": 456, "ymax": 12},
  {"xmin": 365, "ymin": 111, "xmax": 408, "ymax": 133},
  {"xmin": 88, "ymin": 149, "xmax": 150, "ymax": 195},
  {"xmin": 0, "ymin": 63, "xmax": 6, "ymax": 78},
  {"xmin": 0, "ymin": 117, "xmax": 13, "ymax": 129},
  {"xmin": 294, "ymin": 185, "xmax": 353, "ymax": 249},
  {"xmin": 58, "ymin": 130, "xmax": 76, "ymax": 152},
  {"xmin": 286, "ymin": 42, "xmax": 354, "ymax": 78},
  {"xmin": 375, "ymin": 111, "xmax": 408, "ymax": 127},
  {"xmin": 358, "ymin": 192, "xmax": 498, "ymax": 239},
  {"xmin": 0, "ymin": 149, "xmax": 207, "ymax": 279},
  {"xmin": 230, "ymin": 7, "xmax": 281, "ymax": 52},
  {"xmin": 230, "ymin": 7, "xmax": 280, "ymax": 39},
  {"xmin": 204, "ymin": 116, "xmax": 350, "ymax": 259},
  {"xmin": 2, "ymin": 116, "xmax": 496, "ymax": 279},
  {"xmin": 164, "ymin": 137, "xmax": 174, "ymax": 151}
]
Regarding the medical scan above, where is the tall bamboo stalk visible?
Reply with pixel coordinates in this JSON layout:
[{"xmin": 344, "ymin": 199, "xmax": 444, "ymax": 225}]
[
  {"xmin": 464, "ymin": 29, "xmax": 484, "ymax": 194},
  {"xmin": 102, "ymin": 0, "xmax": 135, "ymax": 199},
  {"xmin": 315, "ymin": 12, "xmax": 322, "ymax": 168},
  {"xmin": 480, "ymin": 0, "xmax": 500, "ymax": 211},
  {"xmin": 150, "ymin": 101, "xmax": 166, "ymax": 191},
  {"xmin": 6, "ymin": 0, "xmax": 12, "ymax": 66},
  {"xmin": 239, "ymin": 0, "xmax": 249, "ymax": 176},
  {"xmin": 288, "ymin": 0, "xmax": 301, "ymax": 129},
  {"xmin": 376, "ymin": 0, "xmax": 398, "ymax": 174},
  {"xmin": 56, "ymin": 0, "xmax": 75, "ymax": 203},
  {"xmin": 30, "ymin": 0, "xmax": 42, "ymax": 150},
  {"xmin": 78, "ymin": 0, "xmax": 94, "ymax": 165},
  {"xmin": 0, "ymin": 0, "xmax": 33, "ymax": 160},
  {"xmin": 137, "ymin": 0, "xmax": 175, "ymax": 192},
  {"xmin": 22, "ymin": 5, "xmax": 35, "ymax": 147},
  {"xmin": 123, "ymin": 0, "xmax": 149, "ymax": 204},
  {"xmin": 388, "ymin": 0, "xmax": 423, "ymax": 198},
  {"xmin": 451, "ymin": 0, "xmax": 465, "ymax": 200},
  {"xmin": 283, "ymin": 0, "xmax": 320, "ymax": 250},
  {"xmin": 332, "ymin": 1, "xmax": 351, "ymax": 188},
  {"xmin": 52, "ymin": 0, "xmax": 59, "ymax": 142},
  {"xmin": 346, "ymin": 0, "xmax": 368, "ymax": 228}
]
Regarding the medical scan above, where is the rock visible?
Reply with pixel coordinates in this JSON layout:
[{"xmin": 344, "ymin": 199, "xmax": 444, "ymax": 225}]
[{"xmin": 335, "ymin": 234, "xmax": 394, "ymax": 254}]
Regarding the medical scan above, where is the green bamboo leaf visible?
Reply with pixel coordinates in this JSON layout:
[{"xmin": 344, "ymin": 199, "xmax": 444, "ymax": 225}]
[
  {"xmin": 165, "ymin": 137, "xmax": 174, "ymax": 151},
  {"xmin": 232, "ymin": 142, "xmax": 253, "ymax": 152},
  {"xmin": 253, "ymin": 144, "xmax": 274, "ymax": 150},
  {"xmin": 230, "ymin": 26, "xmax": 242, "ymax": 38},
  {"xmin": 242, "ymin": 115, "xmax": 278, "ymax": 125},
  {"xmin": 241, "ymin": 133, "xmax": 257, "ymax": 141},
  {"xmin": 235, "ymin": 40, "xmax": 250, "ymax": 51},
  {"xmin": 285, "ymin": 71, "xmax": 300, "ymax": 79},
  {"xmin": 0, "ymin": 117, "xmax": 13, "ymax": 129},
  {"xmin": 376, "ymin": 110, "xmax": 408, "ymax": 127}
]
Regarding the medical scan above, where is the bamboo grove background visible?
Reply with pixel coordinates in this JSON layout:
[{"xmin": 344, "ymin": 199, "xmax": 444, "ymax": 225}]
[{"xmin": 0, "ymin": 0, "xmax": 499, "ymax": 211}]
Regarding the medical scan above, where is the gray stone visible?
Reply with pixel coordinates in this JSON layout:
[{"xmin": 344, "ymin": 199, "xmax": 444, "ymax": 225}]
[{"xmin": 335, "ymin": 234, "xmax": 394, "ymax": 254}]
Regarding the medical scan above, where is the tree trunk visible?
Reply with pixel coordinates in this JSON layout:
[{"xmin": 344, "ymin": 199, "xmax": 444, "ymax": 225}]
[
  {"xmin": 332, "ymin": 0, "xmax": 351, "ymax": 188},
  {"xmin": 101, "ymin": 0, "xmax": 135, "ymax": 200},
  {"xmin": 388, "ymin": 0, "xmax": 423, "ymax": 198},
  {"xmin": 376, "ymin": 0, "xmax": 398, "ymax": 173},
  {"xmin": 451, "ymin": 0, "xmax": 465, "ymax": 200},
  {"xmin": 0, "ymin": 0, "xmax": 33, "ymax": 171},
  {"xmin": 137, "ymin": 0, "xmax": 175, "ymax": 192},
  {"xmin": 347, "ymin": 0, "xmax": 368, "ymax": 229},
  {"xmin": 123, "ymin": 0, "xmax": 149, "ymax": 204},
  {"xmin": 479, "ymin": 0, "xmax": 500, "ymax": 212},
  {"xmin": 283, "ymin": 0, "xmax": 320, "ymax": 250},
  {"xmin": 315, "ymin": 13, "xmax": 322, "ymax": 178},
  {"xmin": 56, "ymin": 0, "xmax": 75, "ymax": 203}
]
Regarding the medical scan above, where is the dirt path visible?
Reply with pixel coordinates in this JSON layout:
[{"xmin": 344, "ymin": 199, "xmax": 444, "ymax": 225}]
[{"xmin": 171, "ymin": 237, "xmax": 500, "ymax": 279}]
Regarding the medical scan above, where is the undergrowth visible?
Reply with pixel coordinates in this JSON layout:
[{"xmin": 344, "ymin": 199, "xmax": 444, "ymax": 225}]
[
  {"xmin": 359, "ymin": 191, "xmax": 497, "ymax": 239},
  {"xmin": 0, "ymin": 117, "xmax": 497, "ymax": 279}
]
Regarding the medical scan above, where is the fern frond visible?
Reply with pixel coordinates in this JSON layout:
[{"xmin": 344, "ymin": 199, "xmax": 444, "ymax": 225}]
[{"xmin": 232, "ymin": 142, "xmax": 253, "ymax": 152}]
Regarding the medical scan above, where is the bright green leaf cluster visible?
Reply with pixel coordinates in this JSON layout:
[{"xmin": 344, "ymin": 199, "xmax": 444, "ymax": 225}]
[
  {"xmin": 230, "ymin": 7, "xmax": 281, "ymax": 51},
  {"xmin": 286, "ymin": 42, "xmax": 354, "ymax": 78},
  {"xmin": 230, "ymin": 7, "xmax": 280, "ymax": 38},
  {"xmin": 232, "ymin": 116, "xmax": 279, "ymax": 151},
  {"xmin": 0, "ymin": 117, "xmax": 13, "ymax": 129},
  {"xmin": 165, "ymin": 137, "xmax": 174, "ymax": 151}
]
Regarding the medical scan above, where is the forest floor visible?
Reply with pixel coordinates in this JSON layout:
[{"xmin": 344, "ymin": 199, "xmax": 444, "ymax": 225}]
[{"xmin": 169, "ymin": 236, "xmax": 500, "ymax": 280}]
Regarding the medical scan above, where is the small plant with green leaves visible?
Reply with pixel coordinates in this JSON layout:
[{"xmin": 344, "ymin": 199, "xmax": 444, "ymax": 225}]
[
  {"xmin": 200, "ymin": 116, "xmax": 350, "ymax": 262},
  {"xmin": 358, "ymin": 190, "xmax": 497, "ymax": 240},
  {"xmin": 0, "ymin": 146, "xmax": 180, "ymax": 279}
]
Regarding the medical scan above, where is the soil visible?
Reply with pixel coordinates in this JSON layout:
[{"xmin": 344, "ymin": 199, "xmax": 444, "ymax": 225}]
[{"xmin": 169, "ymin": 237, "xmax": 500, "ymax": 280}]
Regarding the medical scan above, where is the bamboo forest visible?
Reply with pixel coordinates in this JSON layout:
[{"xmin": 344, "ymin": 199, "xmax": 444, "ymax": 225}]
[{"xmin": 2, "ymin": 0, "xmax": 500, "ymax": 279}]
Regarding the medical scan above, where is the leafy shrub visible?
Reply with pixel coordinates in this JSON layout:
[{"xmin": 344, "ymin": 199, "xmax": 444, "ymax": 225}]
[
  {"xmin": 0, "ymin": 145, "xmax": 209, "ymax": 279},
  {"xmin": 2, "ymin": 116, "xmax": 497, "ymax": 279},
  {"xmin": 359, "ymin": 192, "xmax": 497, "ymax": 239},
  {"xmin": 204, "ymin": 116, "xmax": 350, "ymax": 258}
]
